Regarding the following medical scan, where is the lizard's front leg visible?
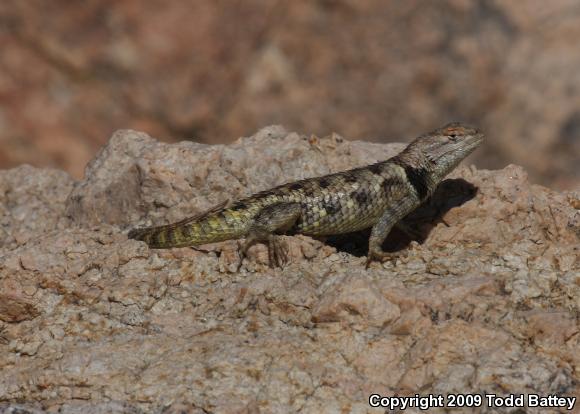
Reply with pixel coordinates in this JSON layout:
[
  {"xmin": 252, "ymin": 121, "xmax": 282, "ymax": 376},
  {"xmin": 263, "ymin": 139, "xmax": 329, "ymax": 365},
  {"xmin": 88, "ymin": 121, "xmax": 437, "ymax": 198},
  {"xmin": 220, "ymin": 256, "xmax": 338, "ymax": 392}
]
[
  {"xmin": 241, "ymin": 202, "xmax": 302, "ymax": 268},
  {"xmin": 366, "ymin": 198, "xmax": 419, "ymax": 268}
]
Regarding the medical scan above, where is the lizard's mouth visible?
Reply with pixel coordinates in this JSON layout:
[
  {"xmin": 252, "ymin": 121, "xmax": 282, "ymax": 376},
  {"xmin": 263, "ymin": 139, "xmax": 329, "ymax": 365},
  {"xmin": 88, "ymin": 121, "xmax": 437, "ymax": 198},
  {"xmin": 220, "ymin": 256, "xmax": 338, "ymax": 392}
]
[
  {"xmin": 466, "ymin": 132, "xmax": 485, "ymax": 153},
  {"xmin": 444, "ymin": 131, "xmax": 485, "ymax": 159},
  {"xmin": 431, "ymin": 131, "xmax": 485, "ymax": 177}
]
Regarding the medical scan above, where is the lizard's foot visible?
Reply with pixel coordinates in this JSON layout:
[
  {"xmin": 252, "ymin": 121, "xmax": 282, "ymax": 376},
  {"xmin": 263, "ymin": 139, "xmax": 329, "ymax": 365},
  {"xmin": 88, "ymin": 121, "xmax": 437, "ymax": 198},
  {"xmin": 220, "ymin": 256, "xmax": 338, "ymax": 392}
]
[
  {"xmin": 268, "ymin": 236, "xmax": 289, "ymax": 268},
  {"xmin": 238, "ymin": 236, "xmax": 288, "ymax": 268},
  {"xmin": 238, "ymin": 235, "xmax": 257, "ymax": 270},
  {"xmin": 365, "ymin": 247, "xmax": 396, "ymax": 269}
]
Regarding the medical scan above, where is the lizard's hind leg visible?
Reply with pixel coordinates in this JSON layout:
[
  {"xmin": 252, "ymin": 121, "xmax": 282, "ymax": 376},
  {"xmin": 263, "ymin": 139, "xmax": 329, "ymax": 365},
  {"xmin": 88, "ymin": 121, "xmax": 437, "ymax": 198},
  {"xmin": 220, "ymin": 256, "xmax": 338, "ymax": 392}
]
[{"xmin": 240, "ymin": 202, "xmax": 302, "ymax": 268}]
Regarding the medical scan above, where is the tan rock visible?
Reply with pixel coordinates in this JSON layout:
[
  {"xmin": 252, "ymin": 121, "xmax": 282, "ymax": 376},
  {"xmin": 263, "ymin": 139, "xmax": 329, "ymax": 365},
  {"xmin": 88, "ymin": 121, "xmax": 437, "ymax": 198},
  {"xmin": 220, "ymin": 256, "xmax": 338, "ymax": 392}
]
[{"xmin": 0, "ymin": 129, "xmax": 578, "ymax": 413}]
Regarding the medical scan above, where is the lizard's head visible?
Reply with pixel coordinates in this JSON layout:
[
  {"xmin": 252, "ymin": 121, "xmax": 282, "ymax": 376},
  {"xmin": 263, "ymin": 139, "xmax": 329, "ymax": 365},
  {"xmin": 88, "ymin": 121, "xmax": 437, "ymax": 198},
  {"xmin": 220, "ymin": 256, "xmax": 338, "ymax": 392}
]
[{"xmin": 411, "ymin": 122, "xmax": 484, "ymax": 179}]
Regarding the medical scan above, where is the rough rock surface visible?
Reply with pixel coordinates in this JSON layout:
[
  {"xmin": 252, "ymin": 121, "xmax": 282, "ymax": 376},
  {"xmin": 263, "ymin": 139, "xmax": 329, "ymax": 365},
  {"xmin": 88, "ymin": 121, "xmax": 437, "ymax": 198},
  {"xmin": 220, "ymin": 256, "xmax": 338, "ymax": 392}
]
[{"xmin": 0, "ymin": 127, "xmax": 578, "ymax": 414}]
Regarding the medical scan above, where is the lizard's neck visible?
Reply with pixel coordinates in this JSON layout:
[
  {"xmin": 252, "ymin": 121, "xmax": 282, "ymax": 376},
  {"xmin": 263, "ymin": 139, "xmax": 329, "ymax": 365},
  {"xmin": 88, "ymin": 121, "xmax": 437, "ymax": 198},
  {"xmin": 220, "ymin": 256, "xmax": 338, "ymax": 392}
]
[{"xmin": 389, "ymin": 149, "xmax": 438, "ymax": 201}]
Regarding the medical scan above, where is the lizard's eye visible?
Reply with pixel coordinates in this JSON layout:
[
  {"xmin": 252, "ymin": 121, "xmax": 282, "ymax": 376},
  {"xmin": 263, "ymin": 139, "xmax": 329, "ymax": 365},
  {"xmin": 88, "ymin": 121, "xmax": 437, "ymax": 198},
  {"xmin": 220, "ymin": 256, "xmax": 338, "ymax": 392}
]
[{"xmin": 448, "ymin": 133, "xmax": 459, "ymax": 141}]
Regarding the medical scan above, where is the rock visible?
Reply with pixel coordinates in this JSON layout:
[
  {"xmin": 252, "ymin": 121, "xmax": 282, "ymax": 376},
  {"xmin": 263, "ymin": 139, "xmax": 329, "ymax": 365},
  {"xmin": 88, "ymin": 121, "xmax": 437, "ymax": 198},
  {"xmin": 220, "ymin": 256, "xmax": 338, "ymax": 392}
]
[
  {"xmin": 0, "ymin": 294, "xmax": 39, "ymax": 323},
  {"xmin": 312, "ymin": 273, "xmax": 401, "ymax": 328},
  {"xmin": 0, "ymin": 128, "xmax": 578, "ymax": 413},
  {"xmin": 0, "ymin": 165, "xmax": 74, "ymax": 249}
]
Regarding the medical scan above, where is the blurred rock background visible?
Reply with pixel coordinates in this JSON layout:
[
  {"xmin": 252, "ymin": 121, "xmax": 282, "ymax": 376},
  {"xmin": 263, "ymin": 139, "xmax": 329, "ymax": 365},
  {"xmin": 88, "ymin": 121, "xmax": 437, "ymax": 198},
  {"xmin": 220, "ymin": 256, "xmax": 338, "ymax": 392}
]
[{"xmin": 0, "ymin": 0, "xmax": 578, "ymax": 189}]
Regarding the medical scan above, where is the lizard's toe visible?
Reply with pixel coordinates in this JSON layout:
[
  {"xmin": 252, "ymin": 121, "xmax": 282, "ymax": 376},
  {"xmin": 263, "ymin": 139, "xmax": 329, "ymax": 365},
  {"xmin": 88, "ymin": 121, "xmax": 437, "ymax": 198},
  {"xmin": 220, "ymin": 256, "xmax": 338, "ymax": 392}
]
[
  {"xmin": 268, "ymin": 237, "xmax": 288, "ymax": 268},
  {"xmin": 365, "ymin": 248, "xmax": 396, "ymax": 268}
]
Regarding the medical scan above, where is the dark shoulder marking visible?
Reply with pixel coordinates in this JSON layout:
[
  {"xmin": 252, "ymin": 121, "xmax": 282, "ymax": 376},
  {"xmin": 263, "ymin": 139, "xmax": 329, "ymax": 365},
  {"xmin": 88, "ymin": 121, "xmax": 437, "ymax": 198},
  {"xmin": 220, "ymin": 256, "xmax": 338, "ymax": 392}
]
[{"xmin": 402, "ymin": 166, "xmax": 430, "ymax": 200}]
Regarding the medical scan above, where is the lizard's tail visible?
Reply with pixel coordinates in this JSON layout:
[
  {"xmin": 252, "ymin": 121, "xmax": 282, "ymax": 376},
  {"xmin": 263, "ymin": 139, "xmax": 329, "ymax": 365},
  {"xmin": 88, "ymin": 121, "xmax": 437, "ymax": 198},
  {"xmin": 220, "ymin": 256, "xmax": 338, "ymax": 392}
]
[{"xmin": 128, "ymin": 200, "xmax": 251, "ymax": 249}]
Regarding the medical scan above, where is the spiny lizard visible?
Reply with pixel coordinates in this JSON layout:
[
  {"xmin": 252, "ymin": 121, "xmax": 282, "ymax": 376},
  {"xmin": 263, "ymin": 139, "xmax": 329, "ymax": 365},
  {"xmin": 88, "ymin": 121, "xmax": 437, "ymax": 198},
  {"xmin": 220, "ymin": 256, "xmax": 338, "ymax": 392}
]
[{"xmin": 128, "ymin": 122, "xmax": 484, "ymax": 267}]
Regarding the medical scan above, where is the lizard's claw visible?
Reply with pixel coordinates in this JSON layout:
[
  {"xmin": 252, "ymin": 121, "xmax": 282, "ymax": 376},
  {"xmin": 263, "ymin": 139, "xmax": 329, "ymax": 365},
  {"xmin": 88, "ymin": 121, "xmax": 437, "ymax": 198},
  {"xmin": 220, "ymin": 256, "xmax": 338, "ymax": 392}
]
[
  {"xmin": 236, "ymin": 246, "xmax": 246, "ymax": 272},
  {"xmin": 365, "ymin": 248, "xmax": 396, "ymax": 269},
  {"xmin": 238, "ymin": 236, "xmax": 288, "ymax": 269},
  {"xmin": 268, "ymin": 237, "xmax": 289, "ymax": 268}
]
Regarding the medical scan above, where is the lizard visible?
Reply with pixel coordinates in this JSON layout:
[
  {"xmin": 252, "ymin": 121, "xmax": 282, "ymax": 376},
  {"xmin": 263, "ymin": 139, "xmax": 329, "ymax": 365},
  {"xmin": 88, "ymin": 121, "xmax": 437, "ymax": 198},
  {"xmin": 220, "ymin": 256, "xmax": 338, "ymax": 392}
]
[{"xmin": 128, "ymin": 122, "xmax": 484, "ymax": 267}]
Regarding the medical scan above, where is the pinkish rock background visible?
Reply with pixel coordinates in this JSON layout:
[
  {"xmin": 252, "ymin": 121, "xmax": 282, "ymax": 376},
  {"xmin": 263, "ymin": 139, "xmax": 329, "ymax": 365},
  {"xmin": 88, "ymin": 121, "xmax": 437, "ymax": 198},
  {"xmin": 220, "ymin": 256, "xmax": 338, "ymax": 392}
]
[{"xmin": 0, "ymin": 1, "xmax": 579, "ymax": 189}]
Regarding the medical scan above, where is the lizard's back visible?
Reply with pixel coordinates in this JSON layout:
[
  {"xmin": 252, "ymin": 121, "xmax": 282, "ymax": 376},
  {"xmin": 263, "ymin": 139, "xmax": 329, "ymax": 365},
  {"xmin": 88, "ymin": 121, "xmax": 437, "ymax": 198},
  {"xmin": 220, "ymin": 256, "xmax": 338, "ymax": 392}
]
[{"xmin": 247, "ymin": 160, "xmax": 411, "ymax": 236}]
